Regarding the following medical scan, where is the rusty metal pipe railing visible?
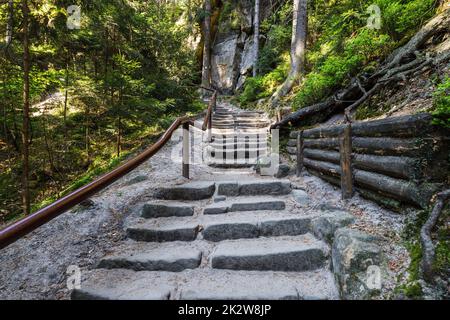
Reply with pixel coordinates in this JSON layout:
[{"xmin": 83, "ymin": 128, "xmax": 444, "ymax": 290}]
[{"xmin": 0, "ymin": 90, "xmax": 217, "ymax": 250}]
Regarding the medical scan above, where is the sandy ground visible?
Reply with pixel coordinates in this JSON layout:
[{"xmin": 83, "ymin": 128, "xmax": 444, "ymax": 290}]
[{"xmin": 0, "ymin": 106, "xmax": 412, "ymax": 300}]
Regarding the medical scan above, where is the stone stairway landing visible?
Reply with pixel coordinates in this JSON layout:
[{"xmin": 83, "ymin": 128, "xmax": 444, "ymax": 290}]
[{"xmin": 72, "ymin": 179, "xmax": 340, "ymax": 300}]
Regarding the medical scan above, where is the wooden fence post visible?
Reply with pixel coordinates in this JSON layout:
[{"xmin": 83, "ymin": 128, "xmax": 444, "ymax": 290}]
[
  {"xmin": 182, "ymin": 122, "xmax": 190, "ymax": 179},
  {"xmin": 340, "ymin": 123, "xmax": 353, "ymax": 199},
  {"xmin": 296, "ymin": 131, "xmax": 304, "ymax": 177},
  {"xmin": 207, "ymin": 108, "xmax": 212, "ymax": 142}
]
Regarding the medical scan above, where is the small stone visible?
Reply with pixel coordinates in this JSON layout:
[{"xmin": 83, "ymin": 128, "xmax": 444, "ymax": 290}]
[
  {"xmin": 213, "ymin": 195, "xmax": 227, "ymax": 203},
  {"xmin": 79, "ymin": 199, "xmax": 95, "ymax": 209},
  {"xmin": 292, "ymin": 189, "xmax": 311, "ymax": 206}
]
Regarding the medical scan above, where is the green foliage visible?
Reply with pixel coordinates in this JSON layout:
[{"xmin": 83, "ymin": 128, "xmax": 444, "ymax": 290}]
[
  {"xmin": 239, "ymin": 0, "xmax": 437, "ymax": 109},
  {"xmin": 0, "ymin": 0, "xmax": 202, "ymax": 223},
  {"xmin": 239, "ymin": 59, "xmax": 289, "ymax": 107},
  {"xmin": 431, "ymin": 76, "xmax": 450, "ymax": 128},
  {"xmin": 376, "ymin": 0, "xmax": 436, "ymax": 38}
]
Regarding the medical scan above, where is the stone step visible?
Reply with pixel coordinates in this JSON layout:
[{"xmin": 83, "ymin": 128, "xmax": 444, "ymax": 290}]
[
  {"xmin": 211, "ymin": 234, "xmax": 328, "ymax": 272},
  {"xmin": 127, "ymin": 220, "xmax": 199, "ymax": 242},
  {"xmin": 141, "ymin": 202, "xmax": 194, "ymax": 218},
  {"xmin": 211, "ymin": 137, "xmax": 268, "ymax": 143},
  {"xmin": 155, "ymin": 181, "xmax": 215, "ymax": 200},
  {"xmin": 206, "ymin": 149, "xmax": 268, "ymax": 159},
  {"xmin": 206, "ymin": 160, "xmax": 258, "ymax": 168},
  {"xmin": 210, "ymin": 142, "xmax": 267, "ymax": 149},
  {"xmin": 203, "ymin": 197, "xmax": 286, "ymax": 214},
  {"xmin": 213, "ymin": 133, "xmax": 267, "ymax": 140},
  {"xmin": 202, "ymin": 212, "xmax": 312, "ymax": 242},
  {"xmin": 71, "ymin": 268, "xmax": 338, "ymax": 300},
  {"xmin": 212, "ymin": 120, "xmax": 269, "ymax": 125},
  {"xmin": 97, "ymin": 243, "xmax": 202, "ymax": 272},
  {"xmin": 129, "ymin": 210, "xmax": 310, "ymax": 243},
  {"xmin": 213, "ymin": 124, "xmax": 268, "ymax": 129},
  {"xmin": 216, "ymin": 180, "xmax": 292, "ymax": 196}
]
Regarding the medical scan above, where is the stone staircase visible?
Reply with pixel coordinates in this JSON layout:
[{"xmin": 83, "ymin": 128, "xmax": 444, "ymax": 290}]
[
  {"xmin": 205, "ymin": 102, "xmax": 270, "ymax": 168},
  {"xmin": 72, "ymin": 180, "xmax": 339, "ymax": 300}
]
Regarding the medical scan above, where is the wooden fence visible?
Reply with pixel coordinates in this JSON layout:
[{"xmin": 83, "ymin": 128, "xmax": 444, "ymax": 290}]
[{"xmin": 287, "ymin": 113, "xmax": 449, "ymax": 209}]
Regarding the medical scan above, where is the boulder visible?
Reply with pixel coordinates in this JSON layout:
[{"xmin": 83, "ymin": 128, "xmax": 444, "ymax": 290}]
[
  {"xmin": 211, "ymin": 34, "xmax": 241, "ymax": 93},
  {"xmin": 311, "ymin": 211, "xmax": 355, "ymax": 243},
  {"xmin": 332, "ymin": 228, "xmax": 383, "ymax": 300}
]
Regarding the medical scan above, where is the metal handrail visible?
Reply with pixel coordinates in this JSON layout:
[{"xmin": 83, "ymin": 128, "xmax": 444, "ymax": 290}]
[{"xmin": 0, "ymin": 90, "xmax": 217, "ymax": 250}]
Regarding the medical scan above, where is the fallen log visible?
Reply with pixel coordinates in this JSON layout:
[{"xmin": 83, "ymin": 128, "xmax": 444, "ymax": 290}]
[
  {"xmin": 286, "ymin": 146, "xmax": 297, "ymax": 155},
  {"xmin": 306, "ymin": 168, "xmax": 342, "ymax": 187},
  {"xmin": 351, "ymin": 113, "xmax": 433, "ymax": 137},
  {"xmin": 302, "ymin": 124, "xmax": 345, "ymax": 139},
  {"xmin": 353, "ymin": 169, "xmax": 437, "ymax": 208},
  {"xmin": 352, "ymin": 137, "xmax": 421, "ymax": 156},
  {"xmin": 303, "ymin": 157, "xmax": 436, "ymax": 207},
  {"xmin": 287, "ymin": 139, "xmax": 297, "ymax": 147},
  {"xmin": 303, "ymin": 138, "xmax": 340, "ymax": 151},
  {"xmin": 303, "ymin": 158, "xmax": 341, "ymax": 177}
]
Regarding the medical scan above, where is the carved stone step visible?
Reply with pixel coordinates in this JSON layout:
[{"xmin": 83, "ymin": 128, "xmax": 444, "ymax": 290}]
[{"xmin": 211, "ymin": 234, "xmax": 328, "ymax": 272}]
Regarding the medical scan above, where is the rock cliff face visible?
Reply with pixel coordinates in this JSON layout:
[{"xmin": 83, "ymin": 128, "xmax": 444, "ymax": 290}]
[{"xmin": 210, "ymin": 0, "xmax": 272, "ymax": 94}]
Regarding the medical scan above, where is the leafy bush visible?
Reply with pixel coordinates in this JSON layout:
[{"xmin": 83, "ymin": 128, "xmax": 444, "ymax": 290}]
[
  {"xmin": 376, "ymin": 0, "xmax": 436, "ymax": 38},
  {"xmin": 432, "ymin": 77, "xmax": 450, "ymax": 128}
]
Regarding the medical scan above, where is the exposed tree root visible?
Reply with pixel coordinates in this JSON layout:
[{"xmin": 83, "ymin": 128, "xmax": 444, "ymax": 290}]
[{"xmin": 420, "ymin": 190, "xmax": 450, "ymax": 282}]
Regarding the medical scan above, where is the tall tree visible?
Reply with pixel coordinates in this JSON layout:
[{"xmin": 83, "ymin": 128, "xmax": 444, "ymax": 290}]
[
  {"xmin": 201, "ymin": 0, "xmax": 212, "ymax": 94},
  {"xmin": 253, "ymin": 0, "xmax": 260, "ymax": 77},
  {"xmin": 5, "ymin": 0, "xmax": 13, "ymax": 45},
  {"xmin": 21, "ymin": 0, "xmax": 31, "ymax": 215},
  {"xmin": 269, "ymin": 0, "xmax": 307, "ymax": 109}
]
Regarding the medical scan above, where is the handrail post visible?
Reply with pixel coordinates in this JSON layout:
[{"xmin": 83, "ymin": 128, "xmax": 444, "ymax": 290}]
[
  {"xmin": 296, "ymin": 131, "xmax": 304, "ymax": 177},
  {"xmin": 182, "ymin": 122, "xmax": 190, "ymax": 179},
  {"xmin": 340, "ymin": 123, "xmax": 353, "ymax": 199},
  {"xmin": 207, "ymin": 108, "xmax": 212, "ymax": 142}
]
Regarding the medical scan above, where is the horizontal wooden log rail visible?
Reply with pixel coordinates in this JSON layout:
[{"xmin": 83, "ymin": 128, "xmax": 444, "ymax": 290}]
[
  {"xmin": 288, "ymin": 113, "xmax": 448, "ymax": 207},
  {"xmin": 0, "ymin": 90, "xmax": 217, "ymax": 250}
]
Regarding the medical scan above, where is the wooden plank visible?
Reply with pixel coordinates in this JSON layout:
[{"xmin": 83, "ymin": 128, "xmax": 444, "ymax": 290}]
[{"xmin": 340, "ymin": 124, "xmax": 353, "ymax": 199}]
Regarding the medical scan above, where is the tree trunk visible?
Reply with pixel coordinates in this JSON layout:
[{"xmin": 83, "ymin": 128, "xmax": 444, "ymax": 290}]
[
  {"xmin": 269, "ymin": 0, "xmax": 307, "ymax": 108},
  {"xmin": 116, "ymin": 88, "xmax": 122, "ymax": 157},
  {"xmin": 253, "ymin": 0, "xmax": 260, "ymax": 77},
  {"xmin": 64, "ymin": 54, "xmax": 69, "ymax": 138},
  {"xmin": 201, "ymin": 0, "xmax": 212, "ymax": 95},
  {"xmin": 6, "ymin": 0, "xmax": 13, "ymax": 45},
  {"xmin": 21, "ymin": 0, "xmax": 31, "ymax": 216}
]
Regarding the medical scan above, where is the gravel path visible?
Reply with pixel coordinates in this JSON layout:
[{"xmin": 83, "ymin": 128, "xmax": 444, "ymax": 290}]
[{"xmin": 0, "ymin": 101, "xmax": 412, "ymax": 300}]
